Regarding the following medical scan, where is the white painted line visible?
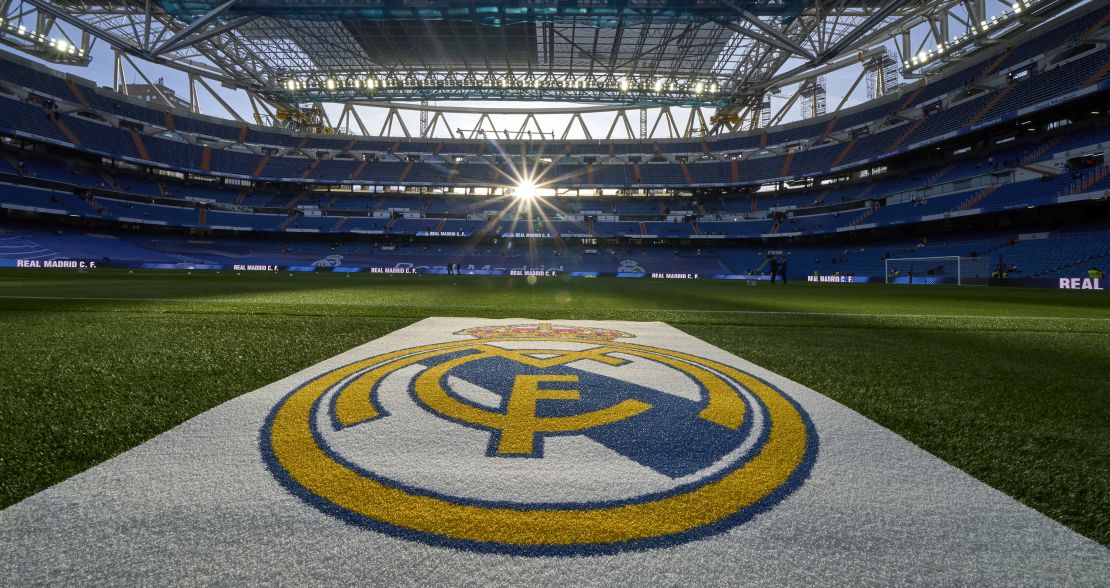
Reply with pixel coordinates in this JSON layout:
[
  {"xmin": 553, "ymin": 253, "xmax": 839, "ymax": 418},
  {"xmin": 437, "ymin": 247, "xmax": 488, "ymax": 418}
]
[{"xmin": 0, "ymin": 294, "xmax": 1107, "ymax": 322}]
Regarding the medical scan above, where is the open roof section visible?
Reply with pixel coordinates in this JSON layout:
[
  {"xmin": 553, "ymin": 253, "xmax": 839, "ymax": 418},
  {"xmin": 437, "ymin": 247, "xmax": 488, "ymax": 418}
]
[{"xmin": 8, "ymin": 0, "xmax": 1087, "ymax": 132}]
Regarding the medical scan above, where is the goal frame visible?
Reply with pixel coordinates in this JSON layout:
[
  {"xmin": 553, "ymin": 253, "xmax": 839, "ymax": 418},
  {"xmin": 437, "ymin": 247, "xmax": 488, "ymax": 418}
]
[{"xmin": 883, "ymin": 255, "xmax": 984, "ymax": 286}]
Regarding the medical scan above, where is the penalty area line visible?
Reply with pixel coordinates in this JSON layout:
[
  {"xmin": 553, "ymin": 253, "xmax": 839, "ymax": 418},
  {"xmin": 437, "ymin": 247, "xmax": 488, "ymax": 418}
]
[{"xmin": 1, "ymin": 294, "xmax": 1109, "ymax": 322}]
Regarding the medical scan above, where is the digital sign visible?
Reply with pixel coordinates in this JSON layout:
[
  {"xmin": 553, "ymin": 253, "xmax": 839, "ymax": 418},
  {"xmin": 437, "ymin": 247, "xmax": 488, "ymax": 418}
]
[{"xmin": 15, "ymin": 259, "xmax": 98, "ymax": 269}]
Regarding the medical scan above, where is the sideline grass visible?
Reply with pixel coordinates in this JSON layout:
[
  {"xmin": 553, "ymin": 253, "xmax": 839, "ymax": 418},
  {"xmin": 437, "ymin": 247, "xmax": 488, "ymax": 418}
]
[{"xmin": 1, "ymin": 269, "xmax": 1107, "ymax": 545}]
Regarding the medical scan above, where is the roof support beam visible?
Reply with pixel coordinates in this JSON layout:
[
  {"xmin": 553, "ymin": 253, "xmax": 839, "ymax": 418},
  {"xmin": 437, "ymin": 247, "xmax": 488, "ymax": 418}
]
[
  {"xmin": 154, "ymin": 14, "xmax": 257, "ymax": 57},
  {"xmin": 719, "ymin": 1, "xmax": 816, "ymax": 60},
  {"xmin": 20, "ymin": 0, "xmax": 250, "ymax": 88},
  {"xmin": 23, "ymin": 0, "xmax": 145, "ymax": 55},
  {"xmin": 814, "ymin": 0, "xmax": 917, "ymax": 65},
  {"xmin": 713, "ymin": 18, "xmax": 814, "ymax": 60}
]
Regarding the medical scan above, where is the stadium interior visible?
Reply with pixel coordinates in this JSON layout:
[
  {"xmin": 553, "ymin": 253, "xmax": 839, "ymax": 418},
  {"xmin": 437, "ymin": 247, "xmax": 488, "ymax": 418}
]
[
  {"xmin": 2, "ymin": 0, "xmax": 1109, "ymax": 577},
  {"xmin": 0, "ymin": 0, "xmax": 1106, "ymax": 284}
]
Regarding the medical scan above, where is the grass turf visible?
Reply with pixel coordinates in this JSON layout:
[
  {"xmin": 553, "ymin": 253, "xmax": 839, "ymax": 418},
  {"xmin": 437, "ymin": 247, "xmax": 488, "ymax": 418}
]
[{"xmin": 0, "ymin": 269, "xmax": 1107, "ymax": 546}]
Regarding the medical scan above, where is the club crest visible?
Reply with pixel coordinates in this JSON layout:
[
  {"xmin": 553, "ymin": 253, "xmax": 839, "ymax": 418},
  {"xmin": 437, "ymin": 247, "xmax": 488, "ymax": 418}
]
[{"xmin": 262, "ymin": 323, "xmax": 817, "ymax": 555}]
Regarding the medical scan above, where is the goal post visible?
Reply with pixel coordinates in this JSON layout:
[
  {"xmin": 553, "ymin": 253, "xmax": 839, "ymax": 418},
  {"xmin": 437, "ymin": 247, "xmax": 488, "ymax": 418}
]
[{"xmin": 883, "ymin": 255, "xmax": 992, "ymax": 286}]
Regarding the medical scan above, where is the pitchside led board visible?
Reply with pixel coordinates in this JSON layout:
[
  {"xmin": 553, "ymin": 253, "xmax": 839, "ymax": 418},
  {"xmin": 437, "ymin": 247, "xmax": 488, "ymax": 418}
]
[
  {"xmin": 1, "ymin": 318, "xmax": 1106, "ymax": 584},
  {"xmin": 4, "ymin": 259, "xmax": 1107, "ymax": 290}
]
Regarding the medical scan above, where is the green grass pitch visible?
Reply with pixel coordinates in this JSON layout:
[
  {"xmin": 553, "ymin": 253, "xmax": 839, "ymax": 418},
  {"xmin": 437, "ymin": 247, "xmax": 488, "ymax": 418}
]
[{"xmin": 0, "ymin": 269, "xmax": 1107, "ymax": 545}]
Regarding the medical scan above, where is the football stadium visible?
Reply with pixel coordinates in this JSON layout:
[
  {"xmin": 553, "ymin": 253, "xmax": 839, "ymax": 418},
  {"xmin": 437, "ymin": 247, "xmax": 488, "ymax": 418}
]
[{"xmin": 0, "ymin": 0, "xmax": 1107, "ymax": 583}]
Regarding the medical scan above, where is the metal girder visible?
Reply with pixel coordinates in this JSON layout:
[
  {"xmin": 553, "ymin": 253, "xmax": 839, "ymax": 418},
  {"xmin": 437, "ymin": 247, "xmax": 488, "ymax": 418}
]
[
  {"xmin": 814, "ymin": 0, "xmax": 919, "ymax": 66},
  {"xmin": 719, "ymin": 1, "xmax": 816, "ymax": 61},
  {"xmin": 152, "ymin": 0, "xmax": 237, "ymax": 55},
  {"xmin": 1, "ymin": 0, "xmax": 1083, "ymax": 139},
  {"xmin": 153, "ymin": 1, "xmax": 811, "ymax": 22},
  {"xmin": 18, "ymin": 0, "xmax": 258, "ymax": 87},
  {"xmin": 154, "ymin": 14, "xmax": 257, "ymax": 56},
  {"xmin": 712, "ymin": 18, "xmax": 814, "ymax": 60}
]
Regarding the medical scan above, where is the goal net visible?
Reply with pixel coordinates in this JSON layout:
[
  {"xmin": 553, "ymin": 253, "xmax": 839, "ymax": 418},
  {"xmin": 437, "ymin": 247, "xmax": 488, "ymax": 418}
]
[{"xmin": 883, "ymin": 256, "xmax": 992, "ymax": 286}]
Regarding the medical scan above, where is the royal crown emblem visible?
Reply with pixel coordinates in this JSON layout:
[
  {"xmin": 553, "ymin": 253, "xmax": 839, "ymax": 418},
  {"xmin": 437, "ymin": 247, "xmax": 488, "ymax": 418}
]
[{"xmin": 454, "ymin": 322, "xmax": 633, "ymax": 341}]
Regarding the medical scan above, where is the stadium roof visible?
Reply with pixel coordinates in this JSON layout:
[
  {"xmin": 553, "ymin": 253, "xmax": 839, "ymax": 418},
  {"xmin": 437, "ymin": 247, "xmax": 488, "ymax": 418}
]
[{"xmin": 5, "ymin": 0, "xmax": 1083, "ymax": 123}]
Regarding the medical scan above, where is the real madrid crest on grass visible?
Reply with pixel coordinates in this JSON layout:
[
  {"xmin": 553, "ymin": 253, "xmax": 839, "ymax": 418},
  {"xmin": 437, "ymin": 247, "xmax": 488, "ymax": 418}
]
[{"xmin": 263, "ymin": 322, "xmax": 817, "ymax": 554}]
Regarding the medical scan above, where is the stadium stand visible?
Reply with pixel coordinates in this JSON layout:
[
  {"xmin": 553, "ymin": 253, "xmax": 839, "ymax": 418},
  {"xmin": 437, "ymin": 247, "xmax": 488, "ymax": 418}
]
[{"xmin": 0, "ymin": 1, "xmax": 1106, "ymax": 283}]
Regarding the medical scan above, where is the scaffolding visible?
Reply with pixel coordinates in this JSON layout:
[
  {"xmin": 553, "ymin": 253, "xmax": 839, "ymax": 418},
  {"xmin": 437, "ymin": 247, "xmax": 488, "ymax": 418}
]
[
  {"xmin": 799, "ymin": 77, "xmax": 826, "ymax": 119},
  {"xmin": 867, "ymin": 48, "xmax": 901, "ymax": 100}
]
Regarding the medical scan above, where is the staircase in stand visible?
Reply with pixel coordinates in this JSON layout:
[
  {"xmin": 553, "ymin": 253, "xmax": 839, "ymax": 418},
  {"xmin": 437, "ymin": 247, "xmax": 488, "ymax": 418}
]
[
  {"xmin": 958, "ymin": 185, "xmax": 1000, "ymax": 211},
  {"xmin": 1022, "ymin": 137, "xmax": 1064, "ymax": 165},
  {"xmin": 198, "ymin": 208, "xmax": 207, "ymax": 226},
  {"xmin": 848, "ymin": 206, "xmax": 877, "ymax": 227},
  {"xmin": 350, "ymin": 158, "xmax": 368, "ymax": 181},
  {"xmin": 64, "ymin": 78, "xmax": 91, "ymax": 109},
  {"xmin": 779, "ymin": 151, "xmax": 795, "ymax": 177},
  {"xmin": 973, "ymin": 49, "xmax": 1014, "ymax": 84},
  {"xmin": 278, "ymin": 214, "xmax": 297, "ymax": 230},
  {"xmin": 966, "ymin": 85, "xmax": 1014, "ymax": 127},
  {"xmin": 331, "ymin": 217, "xmax": 348, "ymax": 232},
  {"xmin": 129, "ymin": 130, "xmax": 151, "ymax": 161},
  {"xmin": 924, "ymin": 163, "xmax": 957, "ymax": 186},
  {"xmin": 854, "ymin": 182, "xmax": 877, "ymax": 203},
  {"xmin": 829, "ymin": 137, "xmax": 858, "ymax": 168},
  {"xmin": 299, "ymin": 159, "xmax": 321, "ymax": 179},
  {"xmin": 1081, "ymin": 59, "xmax": 1110, "ymax": 89},
  {"xmin": 1080, "ymin": 9, "xmax": 1110, "ymax": 41},
  {"xmin": 284, "ymin": 194, "xmax": 304, "ymax": 208},
  {"xmin": 81, "ymin": 195, "xmax": 106, "ymax": 215},
  {"xmin": 1068, "ymin": 165, "xmax": 1110, "ymax": 195},
  {"xmin": 252, "ymin": 154, "xmax": 271, "ymax": 177},
  {"xmin": 398, "ymin": 161, "xmax": 415, "ymax": 183},
  {"xmin": 98, "ymin": 171, "xmax": 117, "ymax": 190},
  {"xmin": 639, "ymin": 222, "xmax": 647, "ymax": 236},
  {"xmin": 46, "ymin": 110, "xmax": 80, "ymax": 145},
  {"xmin": 690, "ymin": 221, "xmax": 702, "ymax": 235},
  {"xmin": 895, "ymin": 85, "xmax": 927, "ymax": 111},
  {"xmin": 888, "ymin": 118, "xmax": 924, "ymax": 151}
]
